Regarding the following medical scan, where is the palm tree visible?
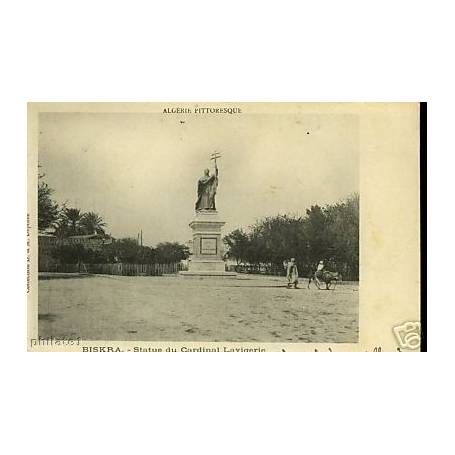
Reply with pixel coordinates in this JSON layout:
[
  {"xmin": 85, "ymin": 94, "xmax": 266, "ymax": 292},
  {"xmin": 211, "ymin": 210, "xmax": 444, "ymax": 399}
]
[
  {"xmin": 80, "ymin": 211, "xmax": 106, "ymax": 235},
  {"xmin": 53, "ymin": 218, "xmax": 70, "ymax": 239},
  {"xmin": 63, "ymin": 208, "xmax": 83, "ymax": 235}
]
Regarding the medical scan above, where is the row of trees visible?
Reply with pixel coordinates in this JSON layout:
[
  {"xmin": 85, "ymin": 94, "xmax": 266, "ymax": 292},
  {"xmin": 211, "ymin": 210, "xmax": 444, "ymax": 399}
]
[
  {"xmin": 223, "ymin": 193, "xmax": 359, "ymax": 279},
  {"xmin": 54, "ymin": 209, "xmax": 106, "ymax": 238},
  {"xmin": 50, "ymin": 240, "xmax": 190, "ymax": 265},
  {"xmin": 39, "ymin": 169, "xmax": 189, "ymax": 265}
]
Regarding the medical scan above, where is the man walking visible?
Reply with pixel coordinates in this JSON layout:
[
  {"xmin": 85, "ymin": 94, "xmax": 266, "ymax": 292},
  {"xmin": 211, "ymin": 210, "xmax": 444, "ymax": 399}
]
[
  {"xmin": 286, "ymin": 258, "xmax": 299, "ymax": 289},
  {"xmin": 314, "ymin": 260, "xmax": 325, "ymax": 288}
]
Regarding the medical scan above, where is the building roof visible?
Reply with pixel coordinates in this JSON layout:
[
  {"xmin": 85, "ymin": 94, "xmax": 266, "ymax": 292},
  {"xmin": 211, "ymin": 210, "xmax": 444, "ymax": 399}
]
[{"xmin": 67, "ymin": 233, "xmax": 104, "ymax": 239}]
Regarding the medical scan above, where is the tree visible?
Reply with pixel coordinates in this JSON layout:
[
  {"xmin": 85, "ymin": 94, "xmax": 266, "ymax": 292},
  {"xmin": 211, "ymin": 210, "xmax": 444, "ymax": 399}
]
[
  {"xmin": 105, "ymin": 238, "xmax": 141, "ymax": 263},
  {"xmin": 304, "ymin": 205, "xmax": 331, "ymax": 265},
  {"xmin": 154, "ymin": 242, "xmax": 189, "ymax": 263},
  {"xmin": 51, "ymin": 243, "xmax": 90, "ymax": 265},
  {"xmin": 250, "ymin": 214, "xmax": 308, "ymax": 267},
  {"xmin": 325, "ymin": 193, "xmax": 359, "ymax": 278},
  {"xmin": 62, "ymin": 208, "xmax": 83, "ymax": 235},
  {"xmin": 38, "ymin": 173, "xmax": 59, "ymax": 231},
  {"xmin": 80, "ymin": 211, "xmax": 106, "ymax": 235},
  {"xmin": 53, "ymin": 218, "xmax": 70, "ymax": 239},
  {"xmin": 140, "ymin": 246, "xmax": 157, "ymax": 264},
  {"xmin": 223, "ymin": 229, "xmax": 250, "ymax": 264}
]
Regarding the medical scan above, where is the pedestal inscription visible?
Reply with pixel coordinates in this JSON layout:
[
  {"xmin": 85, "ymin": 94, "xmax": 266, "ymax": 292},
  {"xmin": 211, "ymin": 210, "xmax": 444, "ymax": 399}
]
[{"xmin": 200, "ymin": 238, "xmax": 217, "ymax": 255}]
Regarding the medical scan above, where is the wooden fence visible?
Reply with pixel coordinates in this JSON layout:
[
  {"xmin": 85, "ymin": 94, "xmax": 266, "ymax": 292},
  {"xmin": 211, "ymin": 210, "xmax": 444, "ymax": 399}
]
[
  {"xmin": 39, "ymin": 262, "xmax": 185, "ymax": 276},
  {"xmin": 231, "ymin": 263, "xmax": 359, "ymax": 281}
]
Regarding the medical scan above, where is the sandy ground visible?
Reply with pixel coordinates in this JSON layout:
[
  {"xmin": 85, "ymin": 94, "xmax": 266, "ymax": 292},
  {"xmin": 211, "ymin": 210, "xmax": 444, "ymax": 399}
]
[{"xmin": 38, "ymin": 274, "xmax": 358, "ymax": 343}]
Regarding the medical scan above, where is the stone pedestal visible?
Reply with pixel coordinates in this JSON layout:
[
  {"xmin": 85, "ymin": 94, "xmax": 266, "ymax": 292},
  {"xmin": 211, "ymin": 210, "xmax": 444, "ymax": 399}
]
[{"xmin": 180, "ymin": 210, "xmax": 236, "ymax": 277}]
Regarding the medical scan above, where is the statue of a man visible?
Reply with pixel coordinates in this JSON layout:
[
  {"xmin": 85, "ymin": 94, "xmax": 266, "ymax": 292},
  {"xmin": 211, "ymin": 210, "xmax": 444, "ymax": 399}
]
[{"xmin": 195, "ymin": 162, "xmax": 218, "ymax": 211}]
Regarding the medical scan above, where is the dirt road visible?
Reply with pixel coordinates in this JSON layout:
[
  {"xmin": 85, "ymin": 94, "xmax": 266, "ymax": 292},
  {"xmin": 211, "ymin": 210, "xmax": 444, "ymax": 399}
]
[{"xmin": 38, "ymin": 274, "xmax": 358, "ymax": 343}]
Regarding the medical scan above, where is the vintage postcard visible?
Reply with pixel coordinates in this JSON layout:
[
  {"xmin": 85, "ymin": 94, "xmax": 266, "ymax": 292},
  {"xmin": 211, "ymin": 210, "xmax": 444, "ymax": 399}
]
[{"xmin": 27, "ymin": 102, "xmax": 423, "ymax": 352}]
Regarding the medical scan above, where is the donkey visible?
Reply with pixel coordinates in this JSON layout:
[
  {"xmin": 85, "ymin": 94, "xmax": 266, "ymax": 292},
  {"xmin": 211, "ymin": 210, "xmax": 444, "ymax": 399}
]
[{"xmin": 308, "ymin": 270, "xmax": 341, "ymax": 290}]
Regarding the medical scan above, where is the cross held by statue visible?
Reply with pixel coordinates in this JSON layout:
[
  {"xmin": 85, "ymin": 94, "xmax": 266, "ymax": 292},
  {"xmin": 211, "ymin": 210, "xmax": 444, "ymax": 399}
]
[{"xmin": 210, "ymin": 152, "xmax": 221, "ymax": 166}]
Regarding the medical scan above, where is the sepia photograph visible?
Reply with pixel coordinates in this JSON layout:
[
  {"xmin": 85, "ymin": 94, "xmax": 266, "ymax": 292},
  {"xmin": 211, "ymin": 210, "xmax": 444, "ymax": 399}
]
[{"xmin": 28, "ymin": 102, "xmax": 420, "ymax": 351}]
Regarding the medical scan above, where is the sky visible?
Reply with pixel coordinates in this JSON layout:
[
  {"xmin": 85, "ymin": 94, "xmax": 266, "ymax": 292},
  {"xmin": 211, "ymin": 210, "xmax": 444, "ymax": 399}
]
[{"xmin": 39, "ymin": 110, "xmax": 358, "ymax": 245}]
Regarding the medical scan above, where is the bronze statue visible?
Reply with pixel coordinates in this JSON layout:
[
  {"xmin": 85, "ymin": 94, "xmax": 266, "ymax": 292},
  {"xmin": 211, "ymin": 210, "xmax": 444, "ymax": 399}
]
[{"xmin": 195, "ymin": 152, "xmax": 221, "ymax": 211}]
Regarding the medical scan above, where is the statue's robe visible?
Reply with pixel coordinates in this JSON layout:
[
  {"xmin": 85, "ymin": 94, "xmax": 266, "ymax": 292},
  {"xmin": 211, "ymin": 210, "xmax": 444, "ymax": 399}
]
[{"xmin": 195, "ymin": 169, "xmax": 218, "ymax": 211}]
